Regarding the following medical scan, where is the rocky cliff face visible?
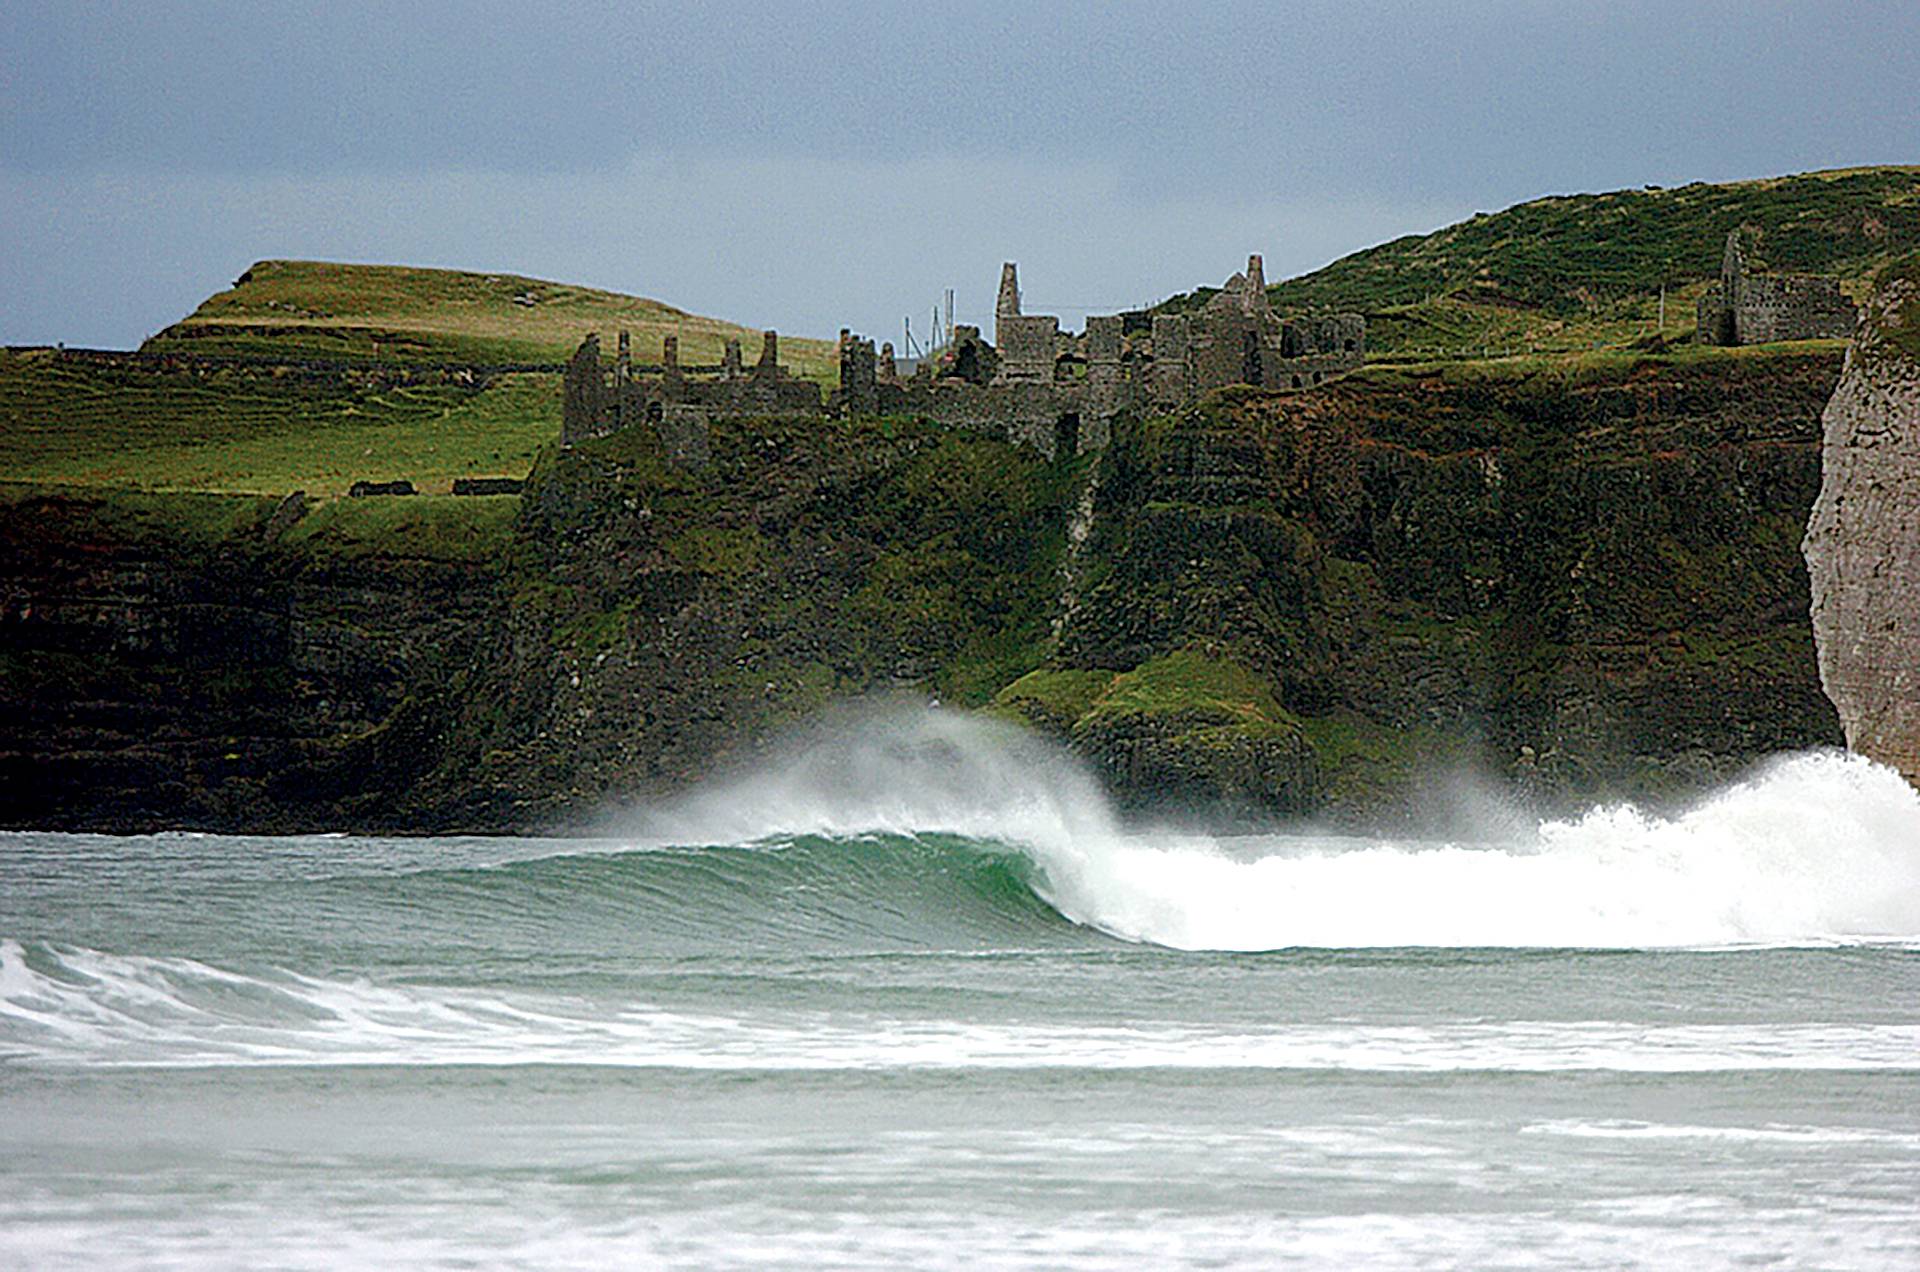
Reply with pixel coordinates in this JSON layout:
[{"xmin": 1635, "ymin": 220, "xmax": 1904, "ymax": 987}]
[
  {"xmin": 1805, "ymin": 256, "xmax": 1920, "ymax": 782},
  {"xmin": 0, "ymin": 491, "xmax": 507, "ymax": 832},
  {"xmin": 427, "ymin": 416, "xmax": 1078, "ymax": 828},
  {"xmin": 0, "ymin": 350, "xmax": 1850, "ymax": 832},
  {"xmin": 1014, "ymin": 353, "xmax": 1843, "ymax": 821}
]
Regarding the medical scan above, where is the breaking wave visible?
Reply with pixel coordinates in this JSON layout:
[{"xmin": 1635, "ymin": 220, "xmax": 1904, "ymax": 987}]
[
  {"xmin": 618, "ymin": 711, "xmax": 1920, "ymax": 952},
  {"xmin": 4, "ymin": 712, "xmax": 1920, "ymax": 1067},
  {"xmin": 8, "ymin": 713, "xmax": 1920, "ymax": 958}
]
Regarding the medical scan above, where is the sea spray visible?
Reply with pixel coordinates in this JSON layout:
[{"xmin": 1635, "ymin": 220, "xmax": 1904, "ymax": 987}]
[
  {"xmin": 614, "ymin": 711, "xmax": 1920, "ymax": 951},
  {"xmin": 6, "ymin": 717, "xmax": 1920, "ymax": 1073},
  {"xmin": 616, "ymin": 706, "xmax": 1126, "ymax": 855},
  {"xmin": 1041, "ymin": 749, "xmax": 1920, "ymax": 950}
]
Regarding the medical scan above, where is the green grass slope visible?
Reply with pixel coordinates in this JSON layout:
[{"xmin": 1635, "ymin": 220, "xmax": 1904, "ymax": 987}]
[
  {"xmin": 1869, "ymin": 249, "xmax": 1920, "ymax": 361},
  {"xmin": 0, "ymin": 349, "xmax": 555, "ymax": 495},
  {"xmin": 1167, "ymin": 166, "xmax": 1920, "ymax": 360},
  {"xmin": 142, "ymin": 259, "xmax": 838, "ymax": 382},
  {"xmin": 4, "ymin": 257, "xmax": 839, "ymax": 518}
]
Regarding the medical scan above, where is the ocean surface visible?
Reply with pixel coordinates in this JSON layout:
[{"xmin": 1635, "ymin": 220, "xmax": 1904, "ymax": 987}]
[{"xmin": 3, "ymin": 714, "xmax": 1919, "ymax": 1269}]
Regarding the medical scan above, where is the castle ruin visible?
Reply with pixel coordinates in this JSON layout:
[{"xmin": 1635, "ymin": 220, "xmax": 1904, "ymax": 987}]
[
  {"xmin": 561, "ymin": 255, "xmax": 1366, "ymax": 462},
  {"xmin": 1696, "ymin": 227, "xmax": 1856, "ymax": 346},
  {"xmin": 559, "ymin": 328, "xmax": 819, "ymax": 450}
]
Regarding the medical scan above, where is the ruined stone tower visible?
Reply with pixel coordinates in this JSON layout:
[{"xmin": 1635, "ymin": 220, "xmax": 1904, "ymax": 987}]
[
  {"xmin": 996, "ymin": 262, "xmax": 1021, "ymax": 331},
  {"xmin": 1243, "ymin": 253, "xmax": 1267, "ymax": 310},
  {"xmin": 992, "ymin": 262, "xmax": 1057, "ymax": 385}
]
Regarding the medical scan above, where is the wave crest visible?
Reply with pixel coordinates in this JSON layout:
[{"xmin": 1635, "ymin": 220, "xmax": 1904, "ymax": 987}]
[{"xmin": 622, "ymin": 715, "xmax": 1920, "ymax": 951}]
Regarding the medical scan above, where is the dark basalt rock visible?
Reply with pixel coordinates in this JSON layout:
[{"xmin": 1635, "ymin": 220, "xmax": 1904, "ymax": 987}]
[{"xmin": 0, "ymin": 349, "xmax": 1853, "ymax": 832}]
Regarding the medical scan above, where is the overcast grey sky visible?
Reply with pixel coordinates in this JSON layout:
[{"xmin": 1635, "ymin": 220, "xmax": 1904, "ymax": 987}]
[{"xmin": 3, "ymin": 0, "xmax": 1916, "ymax": 349}]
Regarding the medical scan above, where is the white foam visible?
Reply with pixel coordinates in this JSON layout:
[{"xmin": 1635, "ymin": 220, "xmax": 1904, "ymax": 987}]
[
  {"xmin": 1522, "ymin": 1119, "xmax": 1920, "ymax": 1147},
  {"xmin": 621, "ymin": 712, "xmax": 1920, "ymax": 951},
  {"xmin": 5, "ymin": 940, "xmax": 1919, "ymax": 1071},
  {"xmin": 7, "ymin": 1206, "xmax": 1919, "ymax": 1272},
  {"xmin": 1039, "ymin": 749, "xmax": 1920, "ymax": 950}
]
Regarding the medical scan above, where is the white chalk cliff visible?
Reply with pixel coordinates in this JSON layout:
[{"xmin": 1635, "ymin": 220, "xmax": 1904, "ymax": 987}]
[{"xmin": 1805, "ymin": 259, "xmax": 1920, "ymax": 783}]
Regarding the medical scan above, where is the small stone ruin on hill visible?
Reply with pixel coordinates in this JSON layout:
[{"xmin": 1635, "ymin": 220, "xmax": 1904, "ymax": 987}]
[{"xmin": 1697, "ymin": 228, "xmax": 1857, "ymax": 346}]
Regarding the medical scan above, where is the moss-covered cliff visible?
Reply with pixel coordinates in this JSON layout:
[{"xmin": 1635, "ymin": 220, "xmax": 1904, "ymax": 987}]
[
  {"xmin": 998, "ymin": 351, "xmax": 1842, "ymax": 821},
  {"xmin": 0, "ymin": 347, "xmax": 1846, "ymax": 832},
  {"xmin": 445, "ymin": 344, "xmax": 1842, "ymax": 828},
  {"xmin": 426, "ymin": 414, "xmax": 1081, "ymax": 826}
]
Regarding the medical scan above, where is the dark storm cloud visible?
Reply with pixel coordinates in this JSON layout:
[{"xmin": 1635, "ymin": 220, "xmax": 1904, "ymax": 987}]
[
  {"xmin": 2, "ymin": 1, "xmax": 1916, "ymax": 348},
  {"xmin": 8, "ymin": 1, "xmax": 1916, "ymax": 193}
]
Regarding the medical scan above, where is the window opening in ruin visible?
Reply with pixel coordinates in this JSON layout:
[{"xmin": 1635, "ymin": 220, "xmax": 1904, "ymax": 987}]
[
  {"xmin": 1344, "ymin": 338, "xmax": 1355, "ymax": 352},
  {"xmin": 1056, "ymin": 413, "xmax": 1080, "ymax": 459},
  {"xmin": 647, "ymin": 402, "xmax": 664, "ymax": 424},
  {"xmin": 1241, "ymin": 329, "xmax": 1262, "ymax": 386}
]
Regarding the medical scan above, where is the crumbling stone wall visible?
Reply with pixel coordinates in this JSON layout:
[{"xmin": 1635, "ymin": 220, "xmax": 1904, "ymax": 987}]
[
  {"xmin": 657, "ymin": 405, "xmax": 712, "ymax": 471},
  {"xmin": 561, "ymin": 328, "xmax": 821, "ymax": 454},
  {"xmin": 1150, "ymin": 315, "xmax": 1193, "ymax": 405},
  {"xmin": 1086, "ymin": 314, "xmax": 1126, "ymax": 425},
  {"xmin": 560, "ymin": 254, "xmax": 1364, "ymax": 465},
  {"xmin": 1156, "ymin": 255, "xmax": 1365, "ymax": 397},
  {"xmin": 561, "ymin": 334, "xmax": 609, "ymax": 447},
  {"xmin": 993, "ymin": 265, "xmax": 1058, "ymax": 385},
  {"xmin": 348, "ymin": 479, "xmax": 416, "ymax": 497},
  {"xmin": 941, "ymin": 326, "xmax": 999, "ymax": 385},
  {"xmin": 838, "ymin": 330, "xmax": 877, "ymax": 415},
  {"xmin": 1698, "ymin": 227, "xmax": 1857, "ymax": 346},
  {"xmin": 452, "ymin": 477, "xmax": 526, "ymax": 496},
  {"xmin": 1735, "ymin": 275, "xmax": 1858, "ymax": 343},
  {"xmin": 1288, "ymin": 313, "xmax": 1365, "ymax": 358},
  {"xmin": 995, "ymin": 315, "xmax": 1060, "ymax": 383},
  {"xmin": 848, "ymin": 377, "xmax": 1093, "ymax": 461}
]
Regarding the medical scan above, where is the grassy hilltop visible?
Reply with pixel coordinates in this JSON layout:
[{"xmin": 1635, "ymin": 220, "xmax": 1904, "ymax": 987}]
[
  {"xmin": 10, "ymin": 167, "xmax": 1915, "ymax": 499},
  {"xmin": 0, "ymin": 350, "xmax": 555, "ymax": 496},
  {"xmin": 1167, "ymin": 165, "xmax": 1920, "ymax": 360},
  {"xmin": 143, "ymin": 259, "xmax": 838, "ymax": 377},
  {"xmin": 2, "ymin": 262, "xmax": 835, "ymax": 497}
]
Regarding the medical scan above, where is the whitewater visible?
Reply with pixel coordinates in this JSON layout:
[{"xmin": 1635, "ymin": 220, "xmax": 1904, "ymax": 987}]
[{"xmin": 3, "ymin": 711, "xmax": 1918, "ymax": 1269}]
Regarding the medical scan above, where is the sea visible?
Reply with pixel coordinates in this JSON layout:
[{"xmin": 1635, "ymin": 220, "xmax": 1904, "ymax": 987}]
[{"xmin": 2, "ymin": 712, "xmax": 1918, "ymax": 1269}]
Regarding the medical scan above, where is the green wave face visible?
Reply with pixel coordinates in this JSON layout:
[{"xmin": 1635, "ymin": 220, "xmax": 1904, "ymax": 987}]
[
  {"xmin": 4, "ymin": 717, "xmax": 1920, "ymax": 1073},
  {"xmin": 2, "ymin": 830, "xmax": 1111, "ymax": 984},
  {"xmin": 365, "ymin": 830, "xmax": 1100, "ymax": 960},
  {"xmin": 9, "ymin": 712, "xmax": 1920, "ymax": 974}
]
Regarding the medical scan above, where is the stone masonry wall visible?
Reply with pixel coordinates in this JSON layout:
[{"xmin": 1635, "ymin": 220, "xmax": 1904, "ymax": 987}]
[
  {"xmin": 562, "ymin": 256, "xmax": 1364, "ymax": 465},
  {"xmin": 1150, "ymin": 315, "xmax": 1192, "ymax": 405},
  {"xmin": 562, "ymin": 334, "xmax": 608, "ymax": 446},
  {"xmin": 1739, "ymin": 275, "xmax": 1857, "ymax": 344},
  {"xmin": 1699, "ymin": 227, "xmax": 1858, "ymax": 346},
  {"xmin": 995, "ymin": 315, "xmax": 1059, "ymax": 384}
]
